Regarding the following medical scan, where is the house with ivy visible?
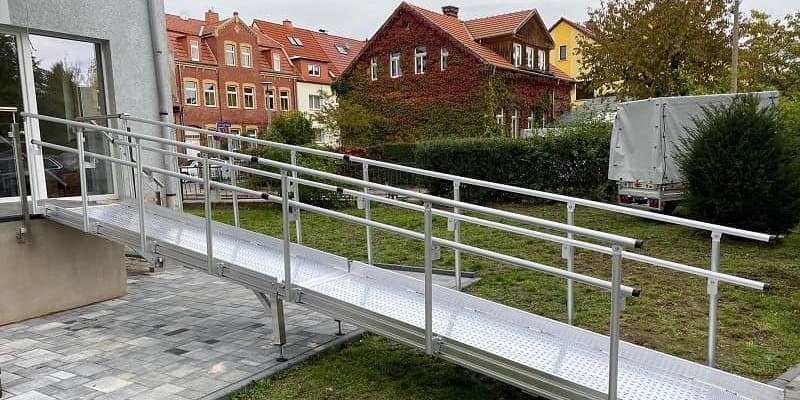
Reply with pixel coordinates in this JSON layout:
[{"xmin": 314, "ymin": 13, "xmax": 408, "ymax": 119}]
[{"xmin": 337, "ymin": 2, "xmax": 575, "ymax": 142}]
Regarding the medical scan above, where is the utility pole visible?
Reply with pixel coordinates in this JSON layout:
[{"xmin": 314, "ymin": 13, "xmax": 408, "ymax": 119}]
[{"xmin": 731, "ymin": 0, "xmax": 740, "ymax": 93}]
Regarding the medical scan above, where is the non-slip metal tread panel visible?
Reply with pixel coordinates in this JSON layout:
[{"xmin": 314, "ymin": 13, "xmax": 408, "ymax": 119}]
[{"xmin": 46, "ymin": 202, "xmax": 783, "ymax": 400}]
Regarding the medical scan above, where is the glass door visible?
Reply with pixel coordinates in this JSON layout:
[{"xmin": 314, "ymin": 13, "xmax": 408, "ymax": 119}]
[{"xmin": 0, "ymin": 32, "xmax": 27, "ymax": 214}]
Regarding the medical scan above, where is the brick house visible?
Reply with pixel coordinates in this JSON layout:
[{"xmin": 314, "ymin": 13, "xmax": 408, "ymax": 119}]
[
  {"xmin": 252, "ymin": 19, "xmax": 364, "ymax": 146},
  {"xmin": 166, "ymin": 11, "xmax": 297, "ymax": 156},
  {"xmin": 338, "ymin": 3, "xmax": 575, "ymax": 142}
]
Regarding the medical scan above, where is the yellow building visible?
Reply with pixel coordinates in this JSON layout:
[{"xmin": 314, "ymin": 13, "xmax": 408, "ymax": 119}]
[{"xmin": 548, "ymin": 17, "xmax": 596, "ymax": 103}]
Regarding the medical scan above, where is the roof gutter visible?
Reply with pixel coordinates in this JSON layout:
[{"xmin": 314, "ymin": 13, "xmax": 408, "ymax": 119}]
[{"xmin": 147, "ymin": 0, "xmax": 181, "ymax": 210}]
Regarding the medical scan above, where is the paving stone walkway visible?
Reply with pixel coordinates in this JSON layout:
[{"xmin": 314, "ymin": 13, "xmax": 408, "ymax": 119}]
[
  {"xmin": 0, "ymin": 259, "xmax": 360, "ymax": 400},
  {"xmin": 0, "ymin": 258, "xmax": 477, "ymax": 400}
]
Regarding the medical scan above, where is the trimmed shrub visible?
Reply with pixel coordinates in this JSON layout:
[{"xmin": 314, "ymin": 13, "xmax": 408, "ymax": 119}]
[
  {"xmin": 414, "ymin": 124, "xmax": 613, "ymax": 203},
  {"xmin": 268, "ymin": 111, "xmax": 314, "ymax": 145},
  {"xmin": 677, "ymin": 95, "xmax": 800, "ymax": 233}
]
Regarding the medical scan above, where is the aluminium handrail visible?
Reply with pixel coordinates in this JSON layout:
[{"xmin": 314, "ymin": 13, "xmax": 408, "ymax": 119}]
[{"xmin": 24, "ymin": 112, "xmax": 642, "ymax": 249}]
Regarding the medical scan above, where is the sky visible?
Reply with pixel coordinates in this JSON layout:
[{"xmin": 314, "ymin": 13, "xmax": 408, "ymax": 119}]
[{"xmin": 164, "ymin": 0, "xmax": 798, "ymax": 40}]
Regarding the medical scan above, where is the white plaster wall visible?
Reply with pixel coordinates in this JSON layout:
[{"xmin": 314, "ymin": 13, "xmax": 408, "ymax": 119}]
[{"xmin": 296, "ymin": 81, "xmax": 339, "ymax": 146}]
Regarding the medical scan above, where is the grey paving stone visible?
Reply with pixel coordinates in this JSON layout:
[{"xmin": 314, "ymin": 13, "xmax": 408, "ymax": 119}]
[{"xmin": 83, "ymin": 376, "xmax": 133, "ymax": 393}]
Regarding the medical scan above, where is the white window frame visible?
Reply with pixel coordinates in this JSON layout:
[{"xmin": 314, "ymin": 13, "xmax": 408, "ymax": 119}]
[
  {"xmin": 308, "ymin": 94, "xmax": 322, "ymax": 110},
  {"xmin": 243, "ymin": 86, "xmax": 255, "ymax": 109},
  {"xmin": 266, "ymin": 89, "xmax": 275, "ymax": 110},
  {"xmin": 538, "ymin": 49, "xmax": 547, "ymax": 70},
  {"xmin": 370, "ymin": 56, "xmax": 378, "ymax": 80},
  {"xmin": 279, "ymin": 90, "xmax": 290, "ymax": 111},
  {"xmin": 203, "ymin": 82, "xmax": 217, "ymax": 107},
  {"xmin": 390, "ymin": 52, "xmax": 401, "ymax": 78},
  {"xmin": 241, "ymin": 45, "xmax": 252, "ymax": 68},
  {"xmin": 511, "ymin": 109, "xmax": 519, "ymax": 138},
  {"xmin": 184, "ymin": 80, "xmax": 198, "ymax": 105},
  {"xmin": 224, "ymin": 43, "xmax": 236, "ymax": 66},
  {"xmin": 229, "ymin": 127, "xmax": 242, "ymax": 152},
  {"xmin": 496, "ymin": 108, "xmax": 504, "ymax": 125},
  {"xmin": 526, "ymin": 46, "xmax": 534, "ymax": 68},
  {"xmin": 273, "ymin": 54, "xmax": 281, "ymax": 71},
  {"xmin": 527, "ymin": 113, "xmax": 535, "ymax": 130},
  {"xmin": 513, "ymin": 43, "xmax": 522, "ymax": 67},
  {"xmin": 414, "ymin": 46, "xmax": 426, "ymax": 74},
  {"xmin": 440, "ymin": 47, "xmax": 448, "ymax": 71},
  {"xmin": 190, "ymin": 40, "xmax": 200, "ymax": 61},
  {"xmin": 226, "ymin": 85, "xmax": 239, "ymax": 108},
  {"xmin": 308, "ymin": 64, "xmax": 321, "ymax": 77}
]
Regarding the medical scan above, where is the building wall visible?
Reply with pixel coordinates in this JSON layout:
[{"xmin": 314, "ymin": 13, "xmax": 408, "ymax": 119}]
[
  {"xmin": 550, "ymin": 22, "xmax": 584, "ymax": 80},
  {"xmin": 296, "ymin": 81, "xmax": 337, "ymax": 145}
]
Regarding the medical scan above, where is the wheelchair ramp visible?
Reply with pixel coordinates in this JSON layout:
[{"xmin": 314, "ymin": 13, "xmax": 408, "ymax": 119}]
[{"xmin": 41, "ymin": 201, "xmax": 783, "ymax": 400}]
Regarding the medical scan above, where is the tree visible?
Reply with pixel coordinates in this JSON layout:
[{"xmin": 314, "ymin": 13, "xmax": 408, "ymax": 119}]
[
  {"xmin": 312, "ymin": 93, "xmax": 379, "ymax": 148},
  {"xmin": 268, "ymin": 111, "xmax": 314, "ymax": 145},
  {"xmin": 739, "ymin": 11, "xmax": 800, "ymax": 97},
  {"xmin": 677, "ymin": 95, "xmax": 800, "ymax": 233},
  {"xmin": 578, "ymin": 0, "xmax": 730, "ymax": 99}
]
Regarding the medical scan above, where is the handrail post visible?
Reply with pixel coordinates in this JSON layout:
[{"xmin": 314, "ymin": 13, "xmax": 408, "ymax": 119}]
[
  {"xmin": 452, "ymin": 181, "xmax": 462, "ymax": 291},
  {"xmin": 229, "ymin": 155, "xmax": 240, "ymax": 228},
  {"xmin": 362, "ymin": 163, "xmax": 374, "ymax": 265},
  {"xmin": 135, "ymin": 138, "xmax": 147, "ymax": 254},
  {"xmin": 10, "ymin": 118, "xmax": 31, "ymax": 243},
  {"xmin": 608, "ymin": 244, "xmax": 623, "ymax": 400},
  {"xmin": 281, "ymin": 170, "xmax": 293, "ymax": 301},
  {"xmin": 203, "ymin": 154, "xmax": 214, "ymax": 275},
  {"xmin": 76, "ymin": 128, "xmax": 90, "ymax": 232},
  {"xmin": 290, "ymin": 150, "xmax": 303, "ymax": 244},
  {"xmin": 566, "ymin": 201, "xmax": 576, "ymax": 325},
  {"xmin": 707, "ymin": 230, "xmax": 723, "ymax": 367},
  {"xmin": 424, "ymin": 202, "xmax": 434, "ymax": 355}
]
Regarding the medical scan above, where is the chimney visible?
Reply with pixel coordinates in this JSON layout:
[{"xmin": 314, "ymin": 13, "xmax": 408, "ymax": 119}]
[
  {"xmin": 283, "ymin": 19, "xmax": 293, "ymax": 29},
  {"xmin": 442, "ymin": 5, "xmax": 459, "ymax": 18},
  {"xmin": 205, "ymin": 10, "xmax": 219, "ymax": 24}
]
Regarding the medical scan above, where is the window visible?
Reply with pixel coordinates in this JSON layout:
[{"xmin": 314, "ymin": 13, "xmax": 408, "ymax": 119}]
[
  {"xmin": 370, "ymin": 56, "xmax": 378, "ymax": 81},
  {"xmin": 280, "ymin": 90, "xmax": 290, "ymax": 110},
  {"xmin": 335, "ymin": 45, "xmax": 348, "ymax": 55},
  {"xmin": 266, "ymin": 89, "xmax": 275, "ymax": 110},
  {"xmin": 184, "ymin": 80, "xmax": 198, "ymax": 105},
  {"xmin": 538, "ymin": 49, "xmax": 547, "ymax": 70},
  {"xmin": 190, "ymin": 40, "xmax": 200, "ymax": 61},
  {"xmin": 512, "ymin": 43, "xmax": 522, "ymax": 67},
  {"xmin": 243, "ymin": 86, "xmax": 255, "ymax": 109},
  {"xmin": 440, "ymin": 47, "xmax": 448, "ymax": 71},
  {"xmin": 308, "ymin": 64, "xmax": 321, "ymax": 77},
  {"xmin": 495, "ymin": 109, "xmax": 504, "ymax": 125},
  {"xmin": 511, "ymin": 109, "xmax": 519, "ymax": 138},
  {"xmin": 527, "ymin": 113, "xmax": 535, "ymax": 130},
  {"xmin": 390, "ymin": 52, "xmax": 401, "ymax": 78},
  {"xmin": 308, "ymin": 94, "xmax": 322, "ymax": 110},
  {"xmin": 273, "ymin": 54, "xmax": 281, "ymax": 71},
  {"xmin": 246, "ymin": 127, "xmax": 258, "ymax": 149},
  {"xmin": 559, "ymin": 45, "xmax": 567, "ymax": 61},
  {"xmin": 526, "ymin": 46, "xmax": 534, "ymax": 68},
  {"xmin": 226, "ymin": 85, "xmax": 238, "ymax": 108},
  {"xmin": 205, "ymin": 126, "xmax": 219, "ymax": 149},
  {"xmin": 203, "ymin": 82, "xmax": 217, "ymax": 107},
  {"xmin": 225, "ymin": 43, "xmax": 236, "ymax": 66},
  {"xmin": 229, "ymin": 127, "xmax": 241, "ymax": 152},
  {"xmin": 287, "ymin": 36, "xmax": 304, "ymax": 46},
  {"xmin": 241, "ymin": 45, "xmax": 252, "ymax": 67},
  {"xmin": 414, "ymin": 46, "xmax": 427, "ymax": 74}
]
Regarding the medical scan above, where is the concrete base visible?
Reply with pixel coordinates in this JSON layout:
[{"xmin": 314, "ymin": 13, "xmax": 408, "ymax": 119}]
[{"xmin": 0, "ymin": 218, "xmax": 126, "ymax": 325}]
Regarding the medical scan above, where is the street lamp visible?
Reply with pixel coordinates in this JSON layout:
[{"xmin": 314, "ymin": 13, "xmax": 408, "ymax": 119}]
[{"xmin": 261, "ymin": 81, "xmax": 273, "ymax": 134}]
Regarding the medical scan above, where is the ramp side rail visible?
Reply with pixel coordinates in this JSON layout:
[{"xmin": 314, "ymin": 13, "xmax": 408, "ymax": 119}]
[
  {"xmin": 115, "ymin": 113, "xmax": 777, "ymax": 367},
  {"xmin": 18, "ymin": 112, "xmax": 773, "ymax": 399}
]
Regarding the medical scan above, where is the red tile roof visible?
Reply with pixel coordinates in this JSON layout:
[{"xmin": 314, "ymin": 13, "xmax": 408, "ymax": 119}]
[
  {"xmin": 252, "ymin": 19, "xmax": 330, "ymax": 63},
  {"xmin": 311, "ymin": 31, "xmax": 366, "ymax": 77},
  {"xmin": 165, "ymin": 14, "xmax": 204, "ymax": 35},
  {"xmin": 549, "ymin": 17, "xmax": 595, "ymax": 39},
  {"xmin": 463, "ymin": 9, "xmax": 533, "ymax": 40}
]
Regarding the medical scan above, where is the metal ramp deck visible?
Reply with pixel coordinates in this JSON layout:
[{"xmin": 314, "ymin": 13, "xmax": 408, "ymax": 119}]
[{"xmin": 43, "ymin": 201, "xmax": 782, "ymax": 400}]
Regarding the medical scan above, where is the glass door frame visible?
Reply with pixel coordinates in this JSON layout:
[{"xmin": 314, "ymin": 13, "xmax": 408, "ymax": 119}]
[{"xmin": 0, "ymin": 28, "xmax": 121, "ymax": 213}]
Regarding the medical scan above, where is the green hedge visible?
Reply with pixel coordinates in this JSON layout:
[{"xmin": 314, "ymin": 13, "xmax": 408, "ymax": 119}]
[{"xmin": 414, "ymin": 129, "xmax": 613, "ymax": 203}]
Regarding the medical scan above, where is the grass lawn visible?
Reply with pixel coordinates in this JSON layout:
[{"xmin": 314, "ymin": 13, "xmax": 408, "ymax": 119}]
[{"xmin": 188, "ymin": 201, "xmax": 800, "ymax": 399}]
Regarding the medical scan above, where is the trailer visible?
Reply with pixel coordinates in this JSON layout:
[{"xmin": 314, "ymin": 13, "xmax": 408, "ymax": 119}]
[{"xmin": 608, "ymin": 91, "xmax": 778, "ymax": 213}]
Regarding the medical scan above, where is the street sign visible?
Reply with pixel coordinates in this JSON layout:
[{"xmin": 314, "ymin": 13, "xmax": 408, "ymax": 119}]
[{"xmin": 216, "ymin": 121, "xmax": 230, "ymax": 130}]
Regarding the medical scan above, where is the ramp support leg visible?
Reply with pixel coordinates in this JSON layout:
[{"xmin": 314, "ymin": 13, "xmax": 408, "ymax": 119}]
[
  {"xmin": 707, "ymin": 231, "xmax": 722, "ymax": 367},
  {"xmin": 423, "ymin": 202, "xmax": 434, "ymax": 356},
  {"xmin": 253, "ymin": 290, "xmax": 288, "ymax": 361},
  {"xmin": 608, "ymin": 244, "xmax": 623, "ymax": 400},
  {"xmin": 565, "ymin": 202, "xmax": 576, "ymax": 325}
]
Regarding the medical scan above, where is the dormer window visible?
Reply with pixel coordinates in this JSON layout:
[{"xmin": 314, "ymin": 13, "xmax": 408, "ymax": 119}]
[
  {"xmin": 512, "ymin": 43, "xmax": 522, "ymax": 67},
  {"xmin": 287, "ymin": 36, "xmax": 303, "ymax": 46},
  {"xmin": 525, "ymin": 46, "xmax": 534, "ymax": 68},
  {"xmin": 273, "ymin": 54, "xmax": 281, "ymax": 71},
  {"xmin": 335, "ymin": 45, "xmax": 348, "ymax": 55},
  {"xmin": 537, "ymin": 49, "xmax": 547, "ymax": 70},
  {"xmin": 190, "ymin": 40, "xmax": 200, "ymax": 61},
  {"xmin": 308, "ymin": 64, "xmax": 321, "ymax": 77},
  {"xmin": 414, "ymin": 46, "xmax": 427, "ymax": 74}
]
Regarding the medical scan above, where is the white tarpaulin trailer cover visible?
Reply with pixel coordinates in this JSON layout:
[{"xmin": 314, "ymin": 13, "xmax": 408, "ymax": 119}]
[{"xmin": 608, "ymin": 92, "xmax": 779, "ymax": 184}]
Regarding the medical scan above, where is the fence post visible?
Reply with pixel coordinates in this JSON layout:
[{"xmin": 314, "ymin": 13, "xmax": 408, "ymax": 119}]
[
  {"xmin": 566, "ymin": 201, "xmax": 576, "ymax": 325},
  {"xmin": 281, "ymin": 171, "xmax": 293, "ymax": 301},
  {"xmin": 707, "ymin": 230, "xmax": 722, "ymax": 367},
  {"xmin": 452, "ymin": 181, "xmax": 462, "ymax": 291},
  {"xmin": 608, "ymin": 244, "xmax": 623, "ymax": 400},
  {"xmin": 10, "ymin": 119, "xmax": 31, "ymax": 243},
  {"xmin": 290, "ymin": 150, "xmax": 303, "ymax": 244},
  {"xmin": 424, "ymin": 202, "xmax": 434, "ymax": 355},
  {"xmin": 76, "ymin": 128, "xmax": 90, "ymax": 232},
  {"xmin": 135, "ymin": 138, "xmax": 147, "ymax": 255},
  {"xmin": 229, "ymin": 155, "xmax": 240, "ymax": 228},
  {"xmin": 362, "ymin": 163, "xmax": 374, "ymax": 265},
  {"xmin": 203, "ymin": 154, "xmax": 214, "ymax": 275}
]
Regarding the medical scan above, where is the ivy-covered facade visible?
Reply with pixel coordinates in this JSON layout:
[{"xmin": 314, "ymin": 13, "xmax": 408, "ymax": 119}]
[{"xmin": 338, "ymin": 2, "xmax": 574, "ymax": 142}]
